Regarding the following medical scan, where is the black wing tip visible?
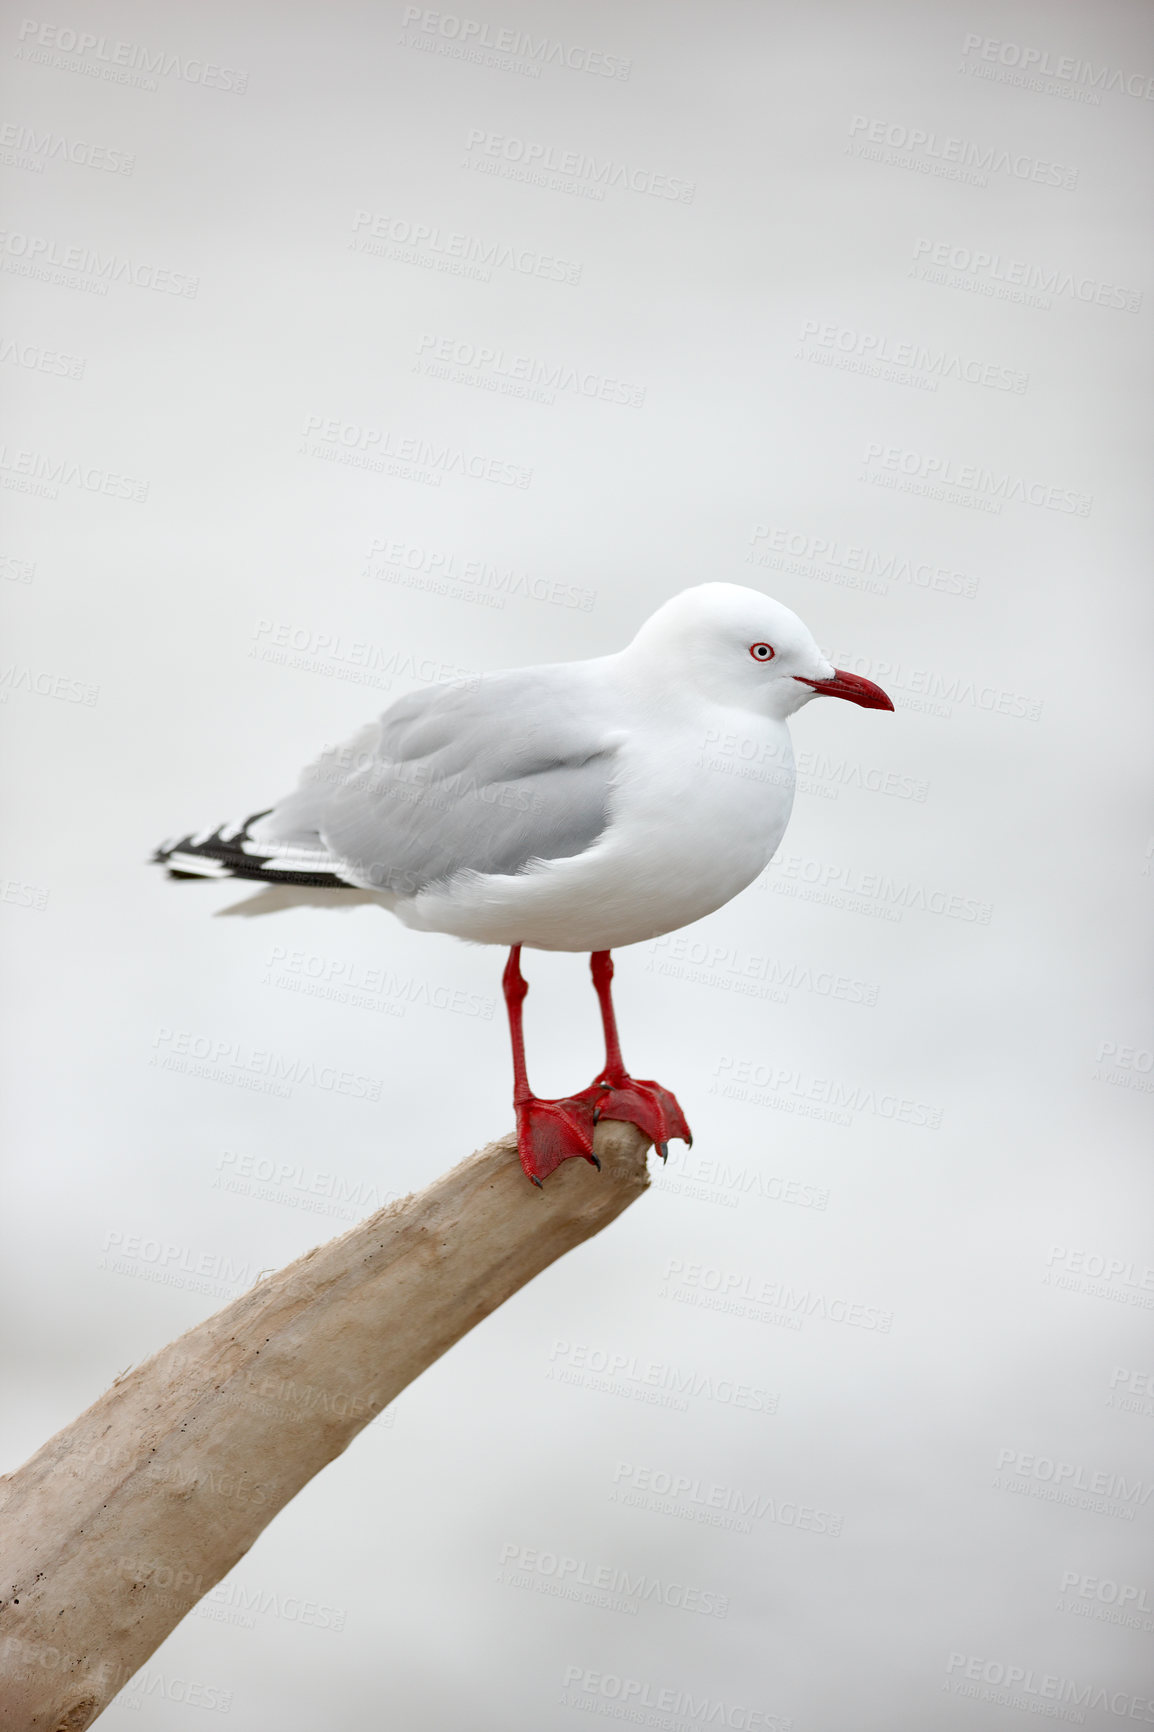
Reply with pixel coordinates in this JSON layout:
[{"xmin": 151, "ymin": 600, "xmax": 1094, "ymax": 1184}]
[
  {"xmin": 151, "ymin": 812, "xmax": 355, "ymax": 890},
  {"xmin": 152, "ymin": 809, "xmax": 268, "ymax": 861}
]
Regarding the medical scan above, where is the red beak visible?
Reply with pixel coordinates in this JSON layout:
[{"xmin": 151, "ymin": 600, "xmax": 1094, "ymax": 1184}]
[{"xmin": 794, "ymin": 669, "xmax": 894, "ymax": 711}]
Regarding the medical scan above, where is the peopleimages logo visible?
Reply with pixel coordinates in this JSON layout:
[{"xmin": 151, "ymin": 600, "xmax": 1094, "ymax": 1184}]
[
  {"xmin": 911, "ymin": 238, "xmax": 1141, "ymax": 313},
  {"xmin": 198, "ymin": 1578, "xmax": 347, "ymax": 1632},
  {"xmin": 214, "ymin": 1151, "xmax": 401, "ymax": 1223},
  {"xmin": 661, "ymin": 1259, "xmax": 894, "ymax": 1334},
  {"xmin": 414, "ymin": 332, "xmax": 646, "ymax": 407},
  {"xmin": 364, "ymin": 535, "xmax": 596, "ymax": 613},
  {"xmin": 496, "ymin": 1543, "xmax": 729, "ymax": 1618},
  {"xmin": 262, "ymin": 943, "xmax": 494, "ymax": 1022},
  {"xmin": 825, "ymin": 650, "xmax": 1042, "ymax": 722},
  {"xmin": 711, "ymin": 1055, "xmax": 943, "ymax": 1129},
  {"xmin": 796, "ymin": 320, "xmax": 1028, "ymax": 393},
  {"xmin": 548, "ymin": 1339, "xmax": 778, "ymax": 1415},
  {"xmin": 960, "ymin": 34, "xmax": 1154, "ymax": 100},
  {"xmin": 0, "ymin": 336, "xmax": 85, "ymax": 379},
  {"xmin": 560, "ymin": 1666, "xmax": 792, "ymax": 1730},
  {"xmin": 0, "ymin": 444, "xmax": 148, "ymax": 501},
  {"xmin": 350, "ymin": 209, "xmax": 583, "ymax": 285},
  {"xmin": 748, "ymin": 524, "xmax": 978, "ymax": 600},
  {"xmin": 0, "ymin": 229, "xmax": 198, "ymax": 296},
  {"xmin": 399, "ymin": 7, "xmax": 632, "ymax": 78},
  {"xmin": 993, "ymin": 1447, "xmax": 1153, "ymax": 1521},
  {"xmin": 462, "ymin": 129, "xmax": 695, "ymax": 202},
  {"xmin": 15, "ymin": 18, "xmax": 248, "ymax": 92},
  {"xmin": 1059, "ymin": 1571, "xmax": 1152, "ymax": 1612},
  {"xmin": 1045, "ymin": 1244, "xmax": 1154, "ymax": 1295},
  {"xmin": 1109, "ymin": 1366, "xmax": 1154, "ymax": 1405},
  {"xmin": 648, "ymin": 932, "xmax": 881, "ymax": 1007},
  {"xmin": 115, "ymin": 1666, "xmax": 234, "ymax": 1713},
  {"xmin": 847, "ymin": 114, "xmax": 1078, "ymax": 188},
  {"xmin": 945, "ymin": 1653, "xmax": 1154, "ymax": 1722},
  {"xmin": 659, "ymin": 1143, "xmax": 832, "ymax": 1203},
  {"xmin": 300, "ymin": 414, "xmax": 531, "ymax": 489},
  {"xmin": 861, "ymin": 442, "xmax": 1092, "ymax": 515},
  {"xmin": 150, "ymin": 1026, "xmax": 383, "ymax": 1102},
  {"xmin": 0, "ymin": 121, "xmax": 134, "ymax": 173},
  {"xmin": 249, "ymin": 618, "xmax": 478, "ymax": 696},
  {"xmin": 0, "ymin": 663, "xmax": 98, "ymax": 705},
  {"xmin": 764, "ymin": 851, "xmax": 992, "ymax": 924},
  {"xmin": 97, "ymin": 1230, "xmax": 266, "ymax": 1304},
  {"xmin": 612, "ymin": 1461, "xmax": 844, "ymax": 1537}
]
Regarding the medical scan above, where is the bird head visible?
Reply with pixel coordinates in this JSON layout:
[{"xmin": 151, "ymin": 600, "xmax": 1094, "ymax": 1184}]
[{"xmin": 626, "ymin": 582, "xmax": 893, "ymax": 720}]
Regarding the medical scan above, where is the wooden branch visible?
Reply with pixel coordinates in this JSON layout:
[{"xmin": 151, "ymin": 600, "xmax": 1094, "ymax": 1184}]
[{"xmin": 0, "ymin": 1120, "xmax": 653, "ymax": 1731}]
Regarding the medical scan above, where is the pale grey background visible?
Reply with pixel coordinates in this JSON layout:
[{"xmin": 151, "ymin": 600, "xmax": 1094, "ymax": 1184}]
[{"xmin": 2, "ymin": 1, "xmax": 1153, "ymax": 1726}]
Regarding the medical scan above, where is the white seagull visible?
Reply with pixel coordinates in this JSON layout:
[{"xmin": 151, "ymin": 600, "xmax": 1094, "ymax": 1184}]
[{"xmin": 154, "ymin": 583, "xmax": 893, "ymax": 1182}]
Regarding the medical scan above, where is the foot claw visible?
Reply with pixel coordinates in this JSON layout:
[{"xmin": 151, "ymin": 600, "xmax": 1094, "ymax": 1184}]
[{"xmin": 571, "ymin": 1071, "xmax": 691, "ymax": 1159}]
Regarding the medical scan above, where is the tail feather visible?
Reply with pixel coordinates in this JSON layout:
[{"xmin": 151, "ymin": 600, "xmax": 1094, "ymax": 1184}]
[{"xmin": 152, "ymin": 810, "xmax": 356, "ymax": 890}]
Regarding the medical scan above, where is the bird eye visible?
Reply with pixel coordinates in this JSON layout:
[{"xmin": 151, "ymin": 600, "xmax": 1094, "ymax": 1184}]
[{"xmin": 749, "ymin": 642, "xmax": 775, "ymax": 661}]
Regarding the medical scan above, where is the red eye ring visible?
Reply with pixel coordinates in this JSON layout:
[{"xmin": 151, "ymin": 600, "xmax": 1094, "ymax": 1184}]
[{"xmin": 749, "ymin": 642, "xmax": 775, "ymax": 661}]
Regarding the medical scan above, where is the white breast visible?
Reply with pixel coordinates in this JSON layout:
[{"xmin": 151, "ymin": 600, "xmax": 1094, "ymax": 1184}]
[{"xmin": 398, "ymin": 707, "xmax": 797, "ymax": 952}]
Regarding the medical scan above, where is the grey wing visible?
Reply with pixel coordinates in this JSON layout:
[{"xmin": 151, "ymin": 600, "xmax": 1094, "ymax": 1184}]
[{"xmin": 247, "ymin": 664, "xmax": 621, "ymax": 896}]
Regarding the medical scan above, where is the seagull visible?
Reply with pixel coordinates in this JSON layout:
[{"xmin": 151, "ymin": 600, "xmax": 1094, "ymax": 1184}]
[{"xmin": 154, "ymin": 583, "xmax": 893, "ymax": 1183}]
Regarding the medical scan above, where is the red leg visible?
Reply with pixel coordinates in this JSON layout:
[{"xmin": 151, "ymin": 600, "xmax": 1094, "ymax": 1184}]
[
  {"xmin": 574, "ymin": 951, "xmax": 692, "ymax": 1161},
  {"xmin": 590, "ymin": 951, "xmax": 626, "ymax": 1075},
  {"xmin": 503, "ymin": 946, "xmax": 599, "ymax": 1186}
]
